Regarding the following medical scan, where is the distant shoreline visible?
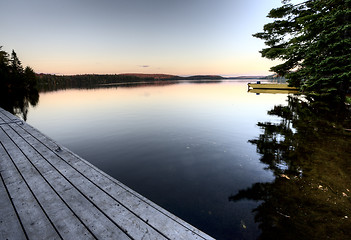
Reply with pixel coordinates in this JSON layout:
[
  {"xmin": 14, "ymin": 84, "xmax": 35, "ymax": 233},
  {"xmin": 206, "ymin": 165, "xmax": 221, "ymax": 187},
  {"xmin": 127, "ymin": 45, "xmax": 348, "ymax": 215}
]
[
  {"xmin": 36, "ymin": 73, "xmax": 284, "ymax": 92},
  {"xmin": 37, "ymin": 73, "xmax": 270, "ymax": 80},
  {"xmin": 98, "ymin": 78, "xmax": 263, "ymax": 87}
]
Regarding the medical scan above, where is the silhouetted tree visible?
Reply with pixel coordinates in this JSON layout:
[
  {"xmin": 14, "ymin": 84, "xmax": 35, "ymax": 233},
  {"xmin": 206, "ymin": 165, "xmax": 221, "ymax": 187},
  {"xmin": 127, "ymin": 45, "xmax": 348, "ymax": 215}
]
[
  {"xmin": 10, "ymin": 50, "xmax": 23, "ymax": 74},
  {"xmin": 0, "ymin": 47, "xmax": 10, "ymax": 88},
  {"xmin": 0, "ymin": 46, "xmax": 39, "ymax": 120}
]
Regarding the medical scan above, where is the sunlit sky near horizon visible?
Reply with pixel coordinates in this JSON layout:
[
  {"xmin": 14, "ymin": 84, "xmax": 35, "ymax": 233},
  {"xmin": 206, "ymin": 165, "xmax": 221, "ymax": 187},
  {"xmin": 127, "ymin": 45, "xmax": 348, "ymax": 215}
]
[{"xmin": 1, "ymin": 0, "xmax": 291, "ymax": 76}]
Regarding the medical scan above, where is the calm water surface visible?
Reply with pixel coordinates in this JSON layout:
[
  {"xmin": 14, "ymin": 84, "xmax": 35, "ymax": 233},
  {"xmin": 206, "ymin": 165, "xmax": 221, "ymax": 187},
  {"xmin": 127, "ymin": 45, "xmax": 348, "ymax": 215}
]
[{"xmin": 26, "ymin": 81, "xmax": 292, "ymax": 239}]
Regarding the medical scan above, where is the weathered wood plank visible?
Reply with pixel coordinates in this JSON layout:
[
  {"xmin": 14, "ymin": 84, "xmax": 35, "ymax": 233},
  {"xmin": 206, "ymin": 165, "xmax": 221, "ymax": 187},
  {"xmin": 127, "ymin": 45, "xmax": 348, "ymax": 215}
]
[
  {"xmin": 0, "ymin": 168, "xmax": 27, "ymax": 240},
  {"xmin": 16, "ymin": 118, "xmax": 213, "ymax": 240},
  {"xmin": 2, "ymin": 124, "xmax": 131, "ymax": 240},
  {"xmin": 0, "ymin": 109, "xmax": 10, "ymax": 124},
  {"xmin": 0, "ymin": 125, "xmax": 99, "ymax": 240},
  {"xmin": 0, "ymin": 109, "xmax": 20, "ymax": 123},
  {"xmin": 0, "ymin": 108, "xmax": 215, "ymax": 240},
  {"xmin": 7, "ymin": 123, "xmax": 167, "ymax": 240},
  {"xmin": 0, "ymin": 108, "xmax": 15, "ymax": 120},
  {"xmin": 0, "ymin": 137, "xmax": 60, "ymax": 240}
]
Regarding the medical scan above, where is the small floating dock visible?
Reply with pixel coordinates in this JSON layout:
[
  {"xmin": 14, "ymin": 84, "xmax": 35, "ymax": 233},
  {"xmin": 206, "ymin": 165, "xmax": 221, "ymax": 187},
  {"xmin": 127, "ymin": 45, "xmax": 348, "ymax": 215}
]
[
  {"xmin": 0, "ymin": 108, "xmax": 214, "ymax": 240},
  {"xmin": 248, "ymin": 89, "xmax": 299, "ymax": 94},
  {"xmin": 248, "ymin": 82, "xmax": 298, "ymax": 90}
]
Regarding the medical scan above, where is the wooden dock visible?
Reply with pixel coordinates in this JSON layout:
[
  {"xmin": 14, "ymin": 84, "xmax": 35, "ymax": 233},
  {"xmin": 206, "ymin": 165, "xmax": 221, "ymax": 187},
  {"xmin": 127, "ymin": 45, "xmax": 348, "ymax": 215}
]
[
  {"xmin": 247, "ymin": 83, "xmax": 298, "ymax": 90},
  {"xmin": 248, "ymin": 89, "xmax": 299, "ymax": 94},
  {"xmin": 0, "ymin": 108, "xmax": 214, "ymax": 240}
]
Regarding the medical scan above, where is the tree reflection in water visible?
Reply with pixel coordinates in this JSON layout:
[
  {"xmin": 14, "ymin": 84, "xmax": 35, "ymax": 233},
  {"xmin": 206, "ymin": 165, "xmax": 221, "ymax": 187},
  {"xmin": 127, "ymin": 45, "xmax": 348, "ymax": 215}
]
[
  {"xmin": 0, "ymin": 78, "xmax": 39, "ymax": 121},
  {"xmin": 0, "ymin": 87, "xmax": 39, "ymax": 121},
  {"xmin": 230, "ymin": 95, "xmax": 351, "ymax": 239}
]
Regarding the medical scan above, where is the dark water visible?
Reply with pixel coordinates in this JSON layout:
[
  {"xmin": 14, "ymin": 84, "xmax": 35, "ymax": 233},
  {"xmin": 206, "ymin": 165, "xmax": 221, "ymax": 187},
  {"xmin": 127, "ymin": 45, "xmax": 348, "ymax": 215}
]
[{"xmin": 24, "ymin": 80, "xmax": 351, "ymax": 240}]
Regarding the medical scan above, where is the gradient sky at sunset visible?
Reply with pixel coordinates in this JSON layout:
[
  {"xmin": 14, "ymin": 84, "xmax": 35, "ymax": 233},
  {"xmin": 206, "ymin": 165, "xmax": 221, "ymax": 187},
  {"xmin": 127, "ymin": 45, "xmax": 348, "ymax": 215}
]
[{"xmin": 1, "ymin": 0, "xmax": 291, "ymax": 76}]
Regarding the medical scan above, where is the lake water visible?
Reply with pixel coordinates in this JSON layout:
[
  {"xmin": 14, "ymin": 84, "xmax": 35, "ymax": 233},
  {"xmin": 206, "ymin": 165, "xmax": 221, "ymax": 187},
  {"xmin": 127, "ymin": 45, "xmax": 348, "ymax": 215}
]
[{"xmin": 24, "ymin": 80, "xmax": 351, "ymax": 239}]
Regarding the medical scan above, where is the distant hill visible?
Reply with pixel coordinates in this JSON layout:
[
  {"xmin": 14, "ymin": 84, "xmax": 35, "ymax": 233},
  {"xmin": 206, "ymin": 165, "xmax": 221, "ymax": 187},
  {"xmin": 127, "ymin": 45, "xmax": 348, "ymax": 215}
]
[
  {"xmin": 228, "ymin": 76, "xmax": 266, "ymax": 79},
  {"xmin": 118, "ymin": 73, "xmax": 226, "ymax": 80},
  {"xmin": 119, "ymin": 73, "xmax": 177, "ymax": 79},
  {"xmin": 179, "ymin": 75, "xmax": 225, "ymax": 80}
]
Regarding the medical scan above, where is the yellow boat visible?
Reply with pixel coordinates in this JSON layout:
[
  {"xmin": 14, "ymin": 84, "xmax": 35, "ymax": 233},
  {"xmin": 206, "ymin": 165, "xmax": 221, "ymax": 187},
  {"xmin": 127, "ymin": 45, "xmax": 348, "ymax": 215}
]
[
  {"xmin": 248, "ymin": 88, "xmax": 299, "ymax": 94},
  {"xmin": 248, "ymin": 82, "xmax": 298, "ymax": 90}
]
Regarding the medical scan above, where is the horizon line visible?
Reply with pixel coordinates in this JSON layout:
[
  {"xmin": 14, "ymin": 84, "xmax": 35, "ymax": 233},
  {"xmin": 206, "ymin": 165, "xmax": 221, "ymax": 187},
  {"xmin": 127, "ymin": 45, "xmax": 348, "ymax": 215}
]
[{"xmin": 35, "ymin": 72, "xmax": 272, "ymax": 78}]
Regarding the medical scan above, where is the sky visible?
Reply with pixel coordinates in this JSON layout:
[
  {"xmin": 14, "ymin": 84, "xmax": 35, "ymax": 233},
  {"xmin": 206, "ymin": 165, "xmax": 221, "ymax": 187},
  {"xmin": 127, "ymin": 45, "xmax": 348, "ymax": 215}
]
[{"xmin": 1, "ymin": 0, "xmax": 288, "ymax": 76}]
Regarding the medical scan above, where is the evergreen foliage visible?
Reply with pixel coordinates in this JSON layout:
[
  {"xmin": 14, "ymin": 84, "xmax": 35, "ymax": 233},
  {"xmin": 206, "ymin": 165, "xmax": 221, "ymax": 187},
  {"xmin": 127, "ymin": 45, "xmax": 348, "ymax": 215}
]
[
  {"xmin": 254, "ymin": 0, "xmax": 351, "ymax": 101},
  {"xmin": 0, "ymin": 46, "xmax": 39, "ymax": 120}
]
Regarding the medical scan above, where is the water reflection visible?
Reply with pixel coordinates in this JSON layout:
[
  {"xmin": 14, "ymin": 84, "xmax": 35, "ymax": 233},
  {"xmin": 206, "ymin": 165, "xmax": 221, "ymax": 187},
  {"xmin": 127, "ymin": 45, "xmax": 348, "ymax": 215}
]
[
  {"xmin": 230, "ymin": 95, "xmax": 351, "ymax": 239},
  {"xmin": 28, "ymin": 81, "xmax": 283, "ymax": 239},
  {"xmin": 0, "ymin": 83, "xmax": 39, "ymax": 121},
  {"xmin": 38, "ymin": 79, "xmax": 182, "ymax": 92}
]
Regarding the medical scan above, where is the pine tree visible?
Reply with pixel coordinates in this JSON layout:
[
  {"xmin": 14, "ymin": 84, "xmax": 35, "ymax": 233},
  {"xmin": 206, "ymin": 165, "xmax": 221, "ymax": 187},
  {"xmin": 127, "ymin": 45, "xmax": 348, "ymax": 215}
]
[
  {"xmin": 0, "ymin": 46, "xmax": 9, "ymax": 66},
  {"xmin": 24, "ymin": 66, "xmax": 37, "ymax": 88},
  {"xmin": 10, "ymin": 49, "xmax": 24, "ymax": 74},
  {"xmin": 254, "ymin": 0, "xmax": 351, "ymax": 101},
  {"xmin": 0, "ymin": 46, "xmax": 10, "ymax": 96}
]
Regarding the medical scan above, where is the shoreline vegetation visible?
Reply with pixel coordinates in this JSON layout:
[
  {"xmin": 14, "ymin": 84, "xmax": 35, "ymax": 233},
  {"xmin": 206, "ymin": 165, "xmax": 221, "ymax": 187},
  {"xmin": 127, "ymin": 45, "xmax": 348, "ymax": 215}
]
[
  {"xmin": 0, "ymin": 47, "xmax": 39, "ymax": 120},
  {"xmin": 36, "ymin": 73, "xmax": 274, "ymax": 91}
]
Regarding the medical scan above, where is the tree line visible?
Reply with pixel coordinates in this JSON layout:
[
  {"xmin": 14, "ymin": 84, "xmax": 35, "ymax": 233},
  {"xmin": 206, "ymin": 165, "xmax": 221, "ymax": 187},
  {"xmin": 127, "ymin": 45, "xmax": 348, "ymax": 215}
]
[
  {"xmin": 35, "ymin": 74, "xmax": 226, "ymax": 92},
  {"xmin": 0, "ymin": 46, "xmax": 39, "ymax": 120},
  {"xmin": 36, "ymin": 74, "xmax": 157, "ymax": 91}
]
